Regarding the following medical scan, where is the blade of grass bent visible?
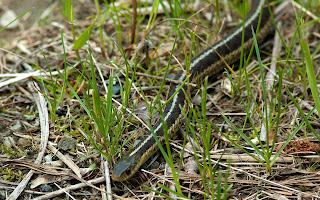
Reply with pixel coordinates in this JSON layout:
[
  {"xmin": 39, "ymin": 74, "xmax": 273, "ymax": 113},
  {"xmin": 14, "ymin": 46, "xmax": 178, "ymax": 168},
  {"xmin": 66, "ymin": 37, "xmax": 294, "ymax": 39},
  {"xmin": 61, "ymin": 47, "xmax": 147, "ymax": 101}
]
[{"xmin": 300, "ymin": 39, "xmax": 320, "ymax": 118}]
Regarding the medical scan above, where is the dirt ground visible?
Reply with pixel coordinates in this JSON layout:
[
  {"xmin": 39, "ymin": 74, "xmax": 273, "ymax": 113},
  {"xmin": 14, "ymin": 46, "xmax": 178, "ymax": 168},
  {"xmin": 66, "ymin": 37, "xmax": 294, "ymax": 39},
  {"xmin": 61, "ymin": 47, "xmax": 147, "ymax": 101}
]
[{"xmin": 0, "ymin": 0, "xmax": 52, "ymax": 39}]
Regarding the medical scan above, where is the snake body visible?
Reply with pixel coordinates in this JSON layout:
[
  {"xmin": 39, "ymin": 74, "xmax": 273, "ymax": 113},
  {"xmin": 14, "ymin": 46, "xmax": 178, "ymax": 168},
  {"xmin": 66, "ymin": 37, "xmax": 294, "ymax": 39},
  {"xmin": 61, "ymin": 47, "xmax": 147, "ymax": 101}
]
[{"xmin": 113, "ymin": 0, "xmax": 272, "ymax": 182}]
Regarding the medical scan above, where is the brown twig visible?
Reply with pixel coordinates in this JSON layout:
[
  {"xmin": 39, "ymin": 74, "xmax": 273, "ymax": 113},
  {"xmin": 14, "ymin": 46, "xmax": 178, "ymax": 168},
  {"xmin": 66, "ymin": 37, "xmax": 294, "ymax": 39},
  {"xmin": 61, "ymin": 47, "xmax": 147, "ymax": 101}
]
[{"xmin": 131, "ymin": 0, "xmax": 137, "ymax": 44}]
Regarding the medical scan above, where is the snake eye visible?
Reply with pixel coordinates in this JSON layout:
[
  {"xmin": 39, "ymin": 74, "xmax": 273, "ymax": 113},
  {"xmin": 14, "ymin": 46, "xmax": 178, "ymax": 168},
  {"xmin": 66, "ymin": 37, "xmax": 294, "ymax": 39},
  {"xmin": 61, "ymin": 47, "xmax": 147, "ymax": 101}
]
[{"xmin": 125, "ymin": 168, "xmax": 131, "ymax": 176}]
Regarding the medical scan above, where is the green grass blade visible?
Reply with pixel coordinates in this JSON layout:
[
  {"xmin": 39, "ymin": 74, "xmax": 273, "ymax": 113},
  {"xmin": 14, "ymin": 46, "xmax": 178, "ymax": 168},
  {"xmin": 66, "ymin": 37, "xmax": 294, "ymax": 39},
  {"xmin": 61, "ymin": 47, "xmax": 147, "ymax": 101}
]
[
  {"xmin": 73, "ymin": 18, "xmax": 97, "ymax": 50},
  {"xmin": 0, "ymin": 8, "xmax": 32, "ymax": 33},
  {"xmin": 300, "ymin": 39, "xmax": 320, "ymax": 117}
]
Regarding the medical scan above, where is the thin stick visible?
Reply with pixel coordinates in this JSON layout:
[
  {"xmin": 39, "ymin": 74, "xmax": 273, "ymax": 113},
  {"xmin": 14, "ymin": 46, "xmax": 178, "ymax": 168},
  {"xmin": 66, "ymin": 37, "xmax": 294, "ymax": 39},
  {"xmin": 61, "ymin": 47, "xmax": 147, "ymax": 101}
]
[{"xmin": 131, "ymin": 0, "xmax": 137, "ymax": 44}]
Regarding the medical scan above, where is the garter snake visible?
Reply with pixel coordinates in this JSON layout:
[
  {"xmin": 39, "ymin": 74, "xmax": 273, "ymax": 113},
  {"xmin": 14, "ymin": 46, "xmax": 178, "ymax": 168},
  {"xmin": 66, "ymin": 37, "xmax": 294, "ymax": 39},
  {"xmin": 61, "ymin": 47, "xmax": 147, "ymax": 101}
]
[{"xmin": 113, "ymin": 0, "xmax": 273, "ymax": 182}]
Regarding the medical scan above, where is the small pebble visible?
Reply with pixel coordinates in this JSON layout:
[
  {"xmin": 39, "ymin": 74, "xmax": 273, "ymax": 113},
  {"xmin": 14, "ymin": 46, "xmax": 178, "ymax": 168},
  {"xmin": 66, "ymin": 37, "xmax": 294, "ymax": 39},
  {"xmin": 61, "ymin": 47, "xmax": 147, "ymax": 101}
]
[
  {"xmin": 46, "ymin": 160, "xmax": 63, "ymax": 167},
  {"xmin": 3, "ymin": 136, "xmax": 16, "ymax": 148},
  {"xmin": 159, "ymin": 162, "xmax": 166, "ymax": 170},
  {"xmin": 56, "ymin": 106, "xmax": 68, "ymax": 116},
  {"xmin": 221, "ymin": 78, "xmax": 232, "ymax": 94},
  {"xmin": 52, "ymin": 198, "xmax": 64, "ymax": 200},
  {"xmin": 149, "ymin": 161, "xmax": 160, "ymax": 169},
  {"xmin": 25, "ymin": 115, "xmax": 36, "ymax": 121},
  {"xmin": 10, "ymin": 121, "xmax": 21, "ymax": 131},
  {"xmin": 167, "ymin": 74, "xmax": 175, "ymax": 79},
  {"xmin": 0, "ymin": 10, "xmax": 20, "ymax": 29},
  {"xmin": 17, "ymin": 138, "xmax": 30, "ymax": 147},
  {"xmin": 112, "ymin": 84, "xmax": 121, "ymax": 95},
  {"xmin": 57, "ymin": 136, "xmax": 76, "ymax": 151},
  {"xmin": 41, "ymin": 184, "xmax": 53, "ymax": 192},
  {"xmin": 44, "ymin": 154, "xmax": 53, "ymax": 162}
]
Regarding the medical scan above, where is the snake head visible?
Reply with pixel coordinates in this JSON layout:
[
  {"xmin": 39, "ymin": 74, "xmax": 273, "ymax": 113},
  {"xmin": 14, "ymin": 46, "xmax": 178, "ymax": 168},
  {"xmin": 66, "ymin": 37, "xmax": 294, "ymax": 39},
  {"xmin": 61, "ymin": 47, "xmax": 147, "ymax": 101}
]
[{"xmin": 112, "ymin": 155, "xmax": 136, "ymax": 181}]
